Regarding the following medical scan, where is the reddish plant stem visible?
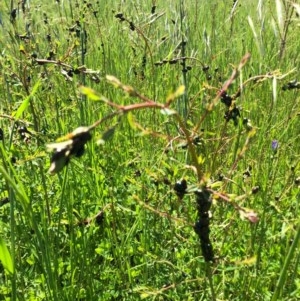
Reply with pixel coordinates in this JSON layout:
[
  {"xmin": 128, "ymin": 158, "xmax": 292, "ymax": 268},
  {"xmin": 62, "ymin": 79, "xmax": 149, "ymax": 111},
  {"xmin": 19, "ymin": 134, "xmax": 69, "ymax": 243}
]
[{"xmin": 193, "ymin": 53, "xmax": 251, "ymax": 133}]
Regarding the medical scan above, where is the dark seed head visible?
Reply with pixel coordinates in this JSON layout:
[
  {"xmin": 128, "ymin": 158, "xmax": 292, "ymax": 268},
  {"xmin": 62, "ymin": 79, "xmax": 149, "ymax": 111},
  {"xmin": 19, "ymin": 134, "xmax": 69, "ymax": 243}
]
[
  {"xmin": 195, "ymin": 189, "xmax": 212, "ymax": 212},
  {"xmin": 18, "ymin": 126, "xmax": 27, "ymax": 133},
  {"xmin": 0, "ymin": 197, "xmax": 10, "ymax": 207},
  {"xmin": 202, "ymin": 65, "xmax": 209, "ymax": 72},
  {"xmin": 251, "ymin": 186, "xmax": 260, "ymax": 194},
  {"xmin": 11, "ymin": 8, "xmax": 17, "ymax": 21},
  {"xmin": 95, "ymin": 211, "xmax": 104, "ymax": 225},
  {"xmin": 201, "ymin": 242, "xmax": 214, "ymax": 262},
  {"xmin": 218, "ymin": 173, "xmax": 224, "ymax": 181},
  {"xmin": 73, "ymin": 145, "xmax": 85, "ymax": 157},
  {"xmin": 163, "ymin": 178, "xmax": 171, "ymax": 185},
  {"xmin": 174, "ymin": 179, "xmax": 187, "ymax": 198},
  {"xmin": 169, "ymin": 59, "xmax": 177, "ymax": 65},
  {"xmin": 243, "ymin": 170, "xmax": 251, "ymax": 178},
  {"xmin": 220, "ymin": 92, "xmax": 233, "ymax": 107},
  {"xmin": 115, "ymin": 13, "xmax": 124, "ymax": 20},
  {"xmin": 67, "ymin": 69, "xmax": 74, "ymax": 77},
  {"xmin": 129, "ymin": 21, "xmax": 135, "ymax": 31},
  {"xmin": 134, "ymin": 170, "xmax": 141, "ymax": 177}
]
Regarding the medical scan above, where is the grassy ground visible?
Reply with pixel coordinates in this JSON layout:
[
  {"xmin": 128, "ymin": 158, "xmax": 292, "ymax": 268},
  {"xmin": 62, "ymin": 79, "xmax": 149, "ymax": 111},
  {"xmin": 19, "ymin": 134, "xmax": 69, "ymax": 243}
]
[{"xmin": 0, "ymin": 0, "xmax": 299, "ymax": 300}]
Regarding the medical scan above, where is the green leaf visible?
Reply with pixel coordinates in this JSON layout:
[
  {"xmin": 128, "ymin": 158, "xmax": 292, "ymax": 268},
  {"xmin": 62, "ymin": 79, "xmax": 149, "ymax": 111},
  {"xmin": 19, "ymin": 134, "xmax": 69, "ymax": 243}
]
[
  {"xmin": 173, "ymin": 85, "xmax": 185, "ymax": 98},
  {"xmin": 0, "ymin": 165, "xmax": 30, "ymax": 207},
  {"xmin": 140, "ymin": 293, "xmax": 150, "ymax": 299},
  {"xmin": 127, "ymin": 112, "xmax": 137, "ymax": 129},
  {"xmin": 166, "ymin": 85, "xmax": 185, "ymax": 103},
  {"xmin": 0, "ymin": 237, "xmax": 14, "ymax": 274},
  {"xmin": 19, "ymin": 44, "xmax": 25, "ymax": 54},
  {"xmin": 13, "ymin": 79, "xmax": 40, "ymax": 119},
  {"xmin": 79, "ymin": 86, "xmax": 101, "ymax": 101}
]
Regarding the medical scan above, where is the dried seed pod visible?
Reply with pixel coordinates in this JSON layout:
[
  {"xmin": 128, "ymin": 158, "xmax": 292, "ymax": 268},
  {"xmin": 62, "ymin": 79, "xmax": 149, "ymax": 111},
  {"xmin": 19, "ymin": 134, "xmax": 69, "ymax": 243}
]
[
  {"xmin": 224, "ymin": 106, "xmax": 240, "ymax": 125},
  {"xmin": 201, "ymin": 242, "xmax": 214, "ymax": 262},
  {"xmin": 47, "ymin": 126, "xmax": 92, "ymax": 174},
  {"xmin": 194, "ymin": 188, "xmax": 214, "ymax": 262},
  {"xmin": 129, "ymin": 21, "xmax": 135, "ymax": 31},
  {"xmin": 251, "ymin": 186, "xmax": 260, "ymax": 194},
  {"xmin": 115, "ymin": 13, "xmax": 125, "ymax": 21},
  {"xmin": 282, "ymin": 80, "xmax": 300, "ymax": 91},
  {"xmin": 195, "ymin": 189, "xmax": 212, "ymax": 212},
  {"xmin": 220, "ymin": 92, "xmax": 233, "ymax": 107},
  {"xmin": 10, "ymin": 8, "xmax": 17, "ymax": 22}
]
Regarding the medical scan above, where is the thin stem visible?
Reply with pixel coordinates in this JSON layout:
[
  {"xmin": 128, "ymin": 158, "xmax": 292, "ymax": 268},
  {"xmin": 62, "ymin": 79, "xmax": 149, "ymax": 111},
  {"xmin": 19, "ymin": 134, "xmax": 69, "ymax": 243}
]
[
  {"xmin": 206, "ymin": 263, "xmax": 216, "ymax": 301},
  {"xmin": 279, "ymin": 3, "xmax": 294, "ymax": 60},
  {"xmin": 87, "ymin": 93, "xmax": 203, "ymax": 182}
]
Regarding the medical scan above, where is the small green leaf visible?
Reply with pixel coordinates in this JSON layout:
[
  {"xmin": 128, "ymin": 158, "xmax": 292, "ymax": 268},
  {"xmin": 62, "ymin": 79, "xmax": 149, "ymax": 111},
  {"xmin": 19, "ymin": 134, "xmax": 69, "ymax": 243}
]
[
  {"xmin": 174, "ymin": 85, "xmax": 185, "ymax": 97},
  {"xmin": 198, "ymin": 155, "xmax": 205, "ymax": 164},
  {"xmin": 79, "ymin": 86, "xmax": 101, "ymax": 101},
  {"xmin": 140, "ymin": 293, "xmax": 150, "ymax": 299},
  {"xmin": 19, "ymin": 44, "xmax": 25, "ymax": 54},
  {"xmin": 166, "ymin": 85, "xmax": 185, "ymax": 103},
  {"xmin": 127, "ymin": 112, "xmax": 137, "ymax": 129},
  {"xmin": 0, "ymin": 237, "xmax": 14, "ymax": 274}
]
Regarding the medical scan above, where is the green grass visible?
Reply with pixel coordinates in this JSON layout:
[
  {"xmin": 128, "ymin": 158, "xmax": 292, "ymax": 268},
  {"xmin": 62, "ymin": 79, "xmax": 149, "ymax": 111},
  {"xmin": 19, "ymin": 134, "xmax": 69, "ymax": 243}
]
[{"xmin": 0, "ymin": 0, "xmax": 299, "ymax": 300}]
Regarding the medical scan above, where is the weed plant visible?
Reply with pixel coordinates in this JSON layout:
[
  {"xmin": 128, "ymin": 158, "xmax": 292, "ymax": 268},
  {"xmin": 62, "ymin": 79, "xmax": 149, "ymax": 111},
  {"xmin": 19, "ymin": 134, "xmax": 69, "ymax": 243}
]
[{"xmin": 0, "ymin": 0, "xmax": 299, "ymax": 300}]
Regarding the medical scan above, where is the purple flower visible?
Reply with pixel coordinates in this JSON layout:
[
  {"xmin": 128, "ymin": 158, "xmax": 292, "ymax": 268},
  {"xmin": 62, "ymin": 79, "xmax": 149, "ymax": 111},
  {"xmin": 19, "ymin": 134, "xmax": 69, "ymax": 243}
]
[{"xmin": 272, "ymin": 140, "xmax": 279, "ymax": 151}]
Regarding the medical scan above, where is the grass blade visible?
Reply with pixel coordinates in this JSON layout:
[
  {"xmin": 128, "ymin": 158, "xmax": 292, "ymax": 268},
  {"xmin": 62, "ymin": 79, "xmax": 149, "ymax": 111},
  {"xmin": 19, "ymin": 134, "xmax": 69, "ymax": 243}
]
[
  {"xmin": 13, "ymin": 79, "xmax": 40, "ymax": 119},
  {"xmin": 0, "ymin": 237, "xmax": 14, "ymax": 274},
  {"xmin": 271, "ymin": 221, "xmax": 300, "ymax": 301}
]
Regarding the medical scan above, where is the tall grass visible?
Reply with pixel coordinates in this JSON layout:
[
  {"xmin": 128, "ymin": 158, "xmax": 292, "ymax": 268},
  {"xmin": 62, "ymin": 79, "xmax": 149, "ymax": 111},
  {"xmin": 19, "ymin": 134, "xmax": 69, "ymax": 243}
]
[{"xmin": 0, "ymin": 0, "xmax": 299, "ymax": 300}]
